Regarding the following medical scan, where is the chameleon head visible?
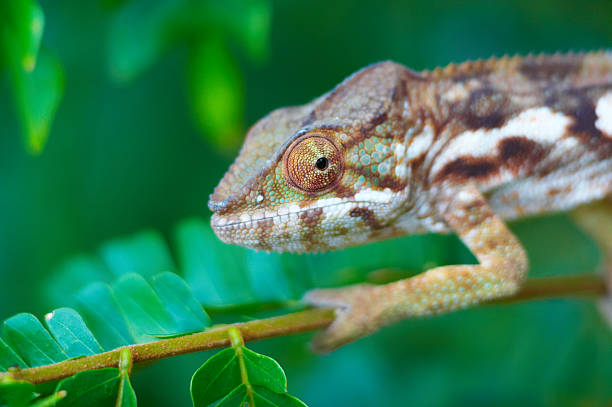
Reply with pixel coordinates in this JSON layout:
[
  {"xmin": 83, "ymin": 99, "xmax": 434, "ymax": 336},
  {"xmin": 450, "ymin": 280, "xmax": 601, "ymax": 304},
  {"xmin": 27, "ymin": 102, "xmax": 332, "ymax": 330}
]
[{"xmin": 208, "ymin": 61, "xmax": 418, "ymax": 252}]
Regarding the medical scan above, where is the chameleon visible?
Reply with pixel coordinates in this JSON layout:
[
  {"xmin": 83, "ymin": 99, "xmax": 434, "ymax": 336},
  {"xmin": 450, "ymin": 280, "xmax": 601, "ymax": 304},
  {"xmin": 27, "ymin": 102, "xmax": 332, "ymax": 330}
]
[{"xmin": 208, "ymin": 51, "xmax": 612, "ymax": 352}]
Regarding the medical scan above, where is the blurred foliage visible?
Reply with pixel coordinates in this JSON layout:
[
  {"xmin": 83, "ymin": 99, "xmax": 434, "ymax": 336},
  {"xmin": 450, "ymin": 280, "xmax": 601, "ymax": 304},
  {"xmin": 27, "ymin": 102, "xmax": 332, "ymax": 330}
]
[
  {"xmin": 1, "ymin": 0, "xmax": 612, "ymax": 406},
  {"xmin": 107, "ymin": 0, "xmax": 271, "ymax": 151},
  {"xmin": 0, "ymin": 0, "xmax": 64, "ymax": 154}
]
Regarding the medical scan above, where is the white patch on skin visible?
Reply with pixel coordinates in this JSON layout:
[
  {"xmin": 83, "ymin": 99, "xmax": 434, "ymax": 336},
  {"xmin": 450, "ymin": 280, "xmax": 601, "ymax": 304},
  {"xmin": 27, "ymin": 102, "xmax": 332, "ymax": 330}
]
[
  {"xmin": 239, "ymin": 213, "xmax": 251, "ymax": 222},
  {"xmin": 315, "ymin": 197, "xmax": 344, "ymax": 208},
  {"xmin": 441, "ymin": 79, "xmax": 480, "ymax": 103},
  {"xmin": 395, "ymin": 163, "xmax": 407, "ymax": 177},
  {"xmin": 354, "ymin": 188, "xmax": 394, "ymax": 203},
  {"xmin": 432, "ymin": 106, "xmax": 571, "ymax": 175},
  {"xmin": 595, "ymin": 91, "xmax": 612, "ymax": 137},
  {"xmin": 394, "ymin": 142, "xmax": 405, "ymax": 159},
  {"xmin": 442, "ymin": 83, "xmax": 469, "ymax": 103},
  {"xmin": 406, "ymin": 124, "xmax": 434, "ymax": 160},
  {"xmin": 322, "ymin": 202, "xmax": 353, "ymax": 220}
]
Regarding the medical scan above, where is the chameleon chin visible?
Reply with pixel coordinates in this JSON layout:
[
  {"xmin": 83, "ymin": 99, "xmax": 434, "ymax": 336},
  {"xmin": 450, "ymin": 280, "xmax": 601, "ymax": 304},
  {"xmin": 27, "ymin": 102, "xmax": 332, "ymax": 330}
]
[{"xmin": 209, "ymin": 51, "xmax": 612, "ymax": 352}]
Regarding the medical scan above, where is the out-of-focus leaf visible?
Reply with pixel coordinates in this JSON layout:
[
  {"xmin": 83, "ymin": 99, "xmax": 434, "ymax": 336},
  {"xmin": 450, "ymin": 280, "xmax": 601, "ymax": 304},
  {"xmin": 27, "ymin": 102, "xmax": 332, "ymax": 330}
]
[
  {"xmin": 0, "ymin": 378, "xmax": 35, "ymax": 407},
  {"xmin": 75, "ymin": 283, "xmax": 134, "ymax": 351},
  {"xmin": 177, "ymin": 219, "xmax": 302, "ymax": 307},
  {"xmin": 44, "ymin": 255, "xmax": 110, "ymax": 308},
  {"xmin": 150, "ymin": 272, "xmax": 211, "ymax": 333},
  {"xmin": 55, "ymin": 368, "xmax": 120, "ymax": 407},
  {"xmin": 187, "ymin": 38, "xmax": 243, "ymax": 151},
  {"xmin": 3, "ymin": 46, "xmax": 64, "ymax": 154},
  {"xmin": 99, "ymin": 230, "xmax": 175, "ymax": 278},
  {"xmin": 1, "ymin": 0, "xmax": 44, "ymax": 71},
  {"xmin": 107, "ymin": 0, "xmax": 178, "ymax": 82},
  {"xmin": 2, "ymin": 314, "xmax": 66, "ymax": 368},
  {"xmin": 176, "ymin": 219, "xmax": 253, "ymax": 306},
  {"xmin": 0, "ymin": 0, "xmax": 64, "ymax": 153},
  {"xmin": 44, "ymin": 308, "xmax": 104, "ymax": 358},
  {"xmin": 198, "ymin": 0, "xmax": 272, "ymax": 62}
]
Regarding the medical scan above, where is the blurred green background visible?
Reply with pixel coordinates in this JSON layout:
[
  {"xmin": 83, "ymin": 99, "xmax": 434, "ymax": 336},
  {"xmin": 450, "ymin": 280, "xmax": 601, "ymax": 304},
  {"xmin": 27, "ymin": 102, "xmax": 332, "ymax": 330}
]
[{"xmin": 1, "ymin": 0, "xmax": 612, "ymax": 406}]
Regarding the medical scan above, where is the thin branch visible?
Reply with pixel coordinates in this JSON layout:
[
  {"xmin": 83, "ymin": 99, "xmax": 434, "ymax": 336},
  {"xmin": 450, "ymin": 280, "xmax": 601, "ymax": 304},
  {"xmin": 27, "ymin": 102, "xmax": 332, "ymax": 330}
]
[{"xmin": 1, "ymin": 273, "xmax": 606, "ymax": 385}]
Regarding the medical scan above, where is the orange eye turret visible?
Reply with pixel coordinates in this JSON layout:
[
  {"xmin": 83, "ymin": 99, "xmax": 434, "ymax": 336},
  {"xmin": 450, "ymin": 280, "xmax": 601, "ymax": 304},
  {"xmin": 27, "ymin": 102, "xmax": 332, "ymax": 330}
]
[{"xmin": 283, "ymin": 134, "xmax": 343, "ymax": 194}]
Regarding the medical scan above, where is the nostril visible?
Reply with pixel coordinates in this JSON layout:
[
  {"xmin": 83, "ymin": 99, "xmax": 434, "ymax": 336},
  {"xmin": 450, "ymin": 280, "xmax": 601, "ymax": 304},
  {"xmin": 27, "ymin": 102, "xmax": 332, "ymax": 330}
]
[{"xmin": 207, "ymin": 197, "xmax": 229, "ymax": 213}]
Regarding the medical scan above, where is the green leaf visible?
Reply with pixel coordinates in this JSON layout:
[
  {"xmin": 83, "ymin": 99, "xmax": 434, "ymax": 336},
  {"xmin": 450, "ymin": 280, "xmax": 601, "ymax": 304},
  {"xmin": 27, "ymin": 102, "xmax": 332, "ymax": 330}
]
[
  {"xmin": 215, "ymin": 384, "xmax": 248, "ymax": 407},
  {"xmin": 0, "ymin": 337, "xmax": 26, "ymax": 371},
  {"xmin": 115, "ymin": 374, "xmax": 137, "ymax": 407},
  {"xmin": 75, "ymin": 283, "xmax": 134, "ymax": 351},
  {"xmin": 216, "ymin": 385, "xmax": 307, "ymax": 407},
  {"xmin": 242, "ymin": 347, "xmax": 286, "ymax": 394},
  {"xmin": 4, "ymin": 46, "xmax": 64, "ymax": 154},
  {"xmin": 2, "ymin": 314, "xmax": 66, "ymax": 367},
  {"xmin": 55, "ymin": 368, "xmax": 120, "ymax": 407},
  {"xmin": 29, "ymin": 391, "xmax": 67, "ymax": 407},
  {"xmin": 1, "ymin": 0, "xmax": 44, "ymax": 71},
  {"xmin": 244, "ymin": 251, "xmax": 292, "ymax": 302},
  {"xmin": 191, "ymin": 344, "xmax": 305, "ymax": 407},
  {"xmin": 107, "ymin": 0, "xmax": 178, "ymax": 82},
  {"xmin": 115, "ymin": 348, "xmax": 136, "ymax": 407},
  {"xmin": 250, "ymin": 386, "xmax": 307, "ymax": 407},
  {"xmin": 187, "ymin": 38, "xmax": 243, "ymax": 151},
  {"xmin": 177, "ymin": 219, "xmax": 307, "ymax": 308},
  {"xmin": 112, "ymin": 274, "xmax": 176, "ymax": 340},
  {"xmin": 190, "ymin": 348, "xmax": 241, "ymax": 406},
  {"xmin": 45, "ymin": 255, "xmax": 110, "ymax": 308},
  {"xmin": 44, "ymin": 308, "xmax": 104, "ymax": 358},
  {"xmin": 150, "ymin": 272, "xmax": 211, "ymax": 333},
  {"xmin": 199, "ymin": 0, "xmax": 272, "ymax": 62},
  {"xmin": 0, "ymin": 378, "xmax": 35, "ymax": 407},
  {"xmin": 100, "ymin": 231, "xmax": 175, "ymax": 278},
  {"xmin": 177, "ymin": 219, "xmax": 253, "ymax": 306},
  {"xmin": 1, "ymin": 0, "xmax": 64, "ymax": 154}
]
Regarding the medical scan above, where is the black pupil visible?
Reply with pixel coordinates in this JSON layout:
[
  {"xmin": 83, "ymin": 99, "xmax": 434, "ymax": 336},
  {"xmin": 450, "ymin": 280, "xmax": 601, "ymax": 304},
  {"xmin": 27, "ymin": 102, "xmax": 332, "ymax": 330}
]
[{"xmin": 315, "ymin": 157, "xmax": 328, "ymax": 170}]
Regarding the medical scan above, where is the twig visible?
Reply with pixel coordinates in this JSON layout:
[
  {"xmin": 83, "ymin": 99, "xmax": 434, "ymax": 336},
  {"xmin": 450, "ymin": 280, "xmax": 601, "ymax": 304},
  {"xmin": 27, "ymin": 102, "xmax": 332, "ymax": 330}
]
[{"xmin": 1, "ymin": 273, "xmax": 606, "ymax": 385}]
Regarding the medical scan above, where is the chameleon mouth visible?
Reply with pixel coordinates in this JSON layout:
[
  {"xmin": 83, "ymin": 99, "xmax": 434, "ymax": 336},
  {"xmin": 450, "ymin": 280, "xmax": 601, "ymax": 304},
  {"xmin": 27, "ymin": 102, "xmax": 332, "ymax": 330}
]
[
  {"xmin": 210, "ymin": 200, "xmax": 389, "ymax": 231},
  {"xmin": 210, "ymin": 200, "xmax": 392, "ymax": 252}
]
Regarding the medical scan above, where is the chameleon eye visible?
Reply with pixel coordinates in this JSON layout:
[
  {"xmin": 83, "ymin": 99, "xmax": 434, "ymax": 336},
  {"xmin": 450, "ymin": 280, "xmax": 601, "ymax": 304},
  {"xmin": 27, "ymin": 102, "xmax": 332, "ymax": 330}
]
[{"xmin": 284, "ymin": 134, "xmax": 343, "ymax": 193}]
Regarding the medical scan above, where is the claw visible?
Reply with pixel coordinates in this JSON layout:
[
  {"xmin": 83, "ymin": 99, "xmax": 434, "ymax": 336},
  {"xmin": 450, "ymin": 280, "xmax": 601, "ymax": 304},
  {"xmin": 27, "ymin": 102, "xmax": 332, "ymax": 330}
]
[{"xmin": 303, "ymin": 283, "xmax": 385, "ymax": 353}]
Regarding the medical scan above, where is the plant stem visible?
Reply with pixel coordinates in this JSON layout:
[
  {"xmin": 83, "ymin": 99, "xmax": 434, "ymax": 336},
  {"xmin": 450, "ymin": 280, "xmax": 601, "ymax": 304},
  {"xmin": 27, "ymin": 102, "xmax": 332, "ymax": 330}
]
[{"xmin": 1, "ymin": 273, "xmax": 605, "ymax": 385}]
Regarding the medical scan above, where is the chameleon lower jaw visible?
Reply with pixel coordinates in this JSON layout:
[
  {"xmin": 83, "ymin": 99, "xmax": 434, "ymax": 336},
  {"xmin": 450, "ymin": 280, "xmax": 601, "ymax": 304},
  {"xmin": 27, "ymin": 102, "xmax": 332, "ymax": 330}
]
[{"xmin": 210, "ymin": 200, "xmax": 399, "ymax": 253}]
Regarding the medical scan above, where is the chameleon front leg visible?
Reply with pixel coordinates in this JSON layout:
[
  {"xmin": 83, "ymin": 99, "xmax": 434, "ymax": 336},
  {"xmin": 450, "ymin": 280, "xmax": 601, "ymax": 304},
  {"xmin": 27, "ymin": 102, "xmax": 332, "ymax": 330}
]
[{"xmin": 304, "ymin": 184, "xmax": 528, "ymax": 352}]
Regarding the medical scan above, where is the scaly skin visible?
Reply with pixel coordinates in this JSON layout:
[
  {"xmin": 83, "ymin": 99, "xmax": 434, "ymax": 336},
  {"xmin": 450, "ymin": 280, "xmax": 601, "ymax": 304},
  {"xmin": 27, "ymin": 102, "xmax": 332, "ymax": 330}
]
[{"xmin": 209, "ymin": 51, "xmax": 612, "ymax": 351}]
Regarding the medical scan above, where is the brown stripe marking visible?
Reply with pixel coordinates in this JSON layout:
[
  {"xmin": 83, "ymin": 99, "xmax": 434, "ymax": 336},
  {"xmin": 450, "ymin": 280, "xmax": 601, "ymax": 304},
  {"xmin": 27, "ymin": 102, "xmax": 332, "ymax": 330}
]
[
  {"xmin": 349, "ymin": 207, "xmax": 384, "ymax": 230},
  {"xmin": 462, "ymin": 88, "xmax": 510, "ymax": 130},
  {"xmin": 498, "ymin": 136, "xmax": 544, "ymax": 169},
  {"xmin": 435, "ymin": 156, "xmax": 498, "ymax": 182}
]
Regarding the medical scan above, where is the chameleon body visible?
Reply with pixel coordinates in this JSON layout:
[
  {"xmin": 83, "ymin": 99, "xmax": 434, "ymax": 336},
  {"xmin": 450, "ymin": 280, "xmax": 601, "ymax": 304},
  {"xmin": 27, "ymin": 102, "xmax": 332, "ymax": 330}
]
[{"xmin": 209, "ymin": 52, "xmax": 612, "ymax": 351}]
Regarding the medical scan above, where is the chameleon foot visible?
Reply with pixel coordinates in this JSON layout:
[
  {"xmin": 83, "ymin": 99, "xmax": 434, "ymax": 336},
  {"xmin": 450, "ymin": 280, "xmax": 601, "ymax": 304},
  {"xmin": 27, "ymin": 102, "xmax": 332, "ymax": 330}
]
[{"xmin": 303, "ymin": 284, "xmax": 386, "ymax": 353}]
